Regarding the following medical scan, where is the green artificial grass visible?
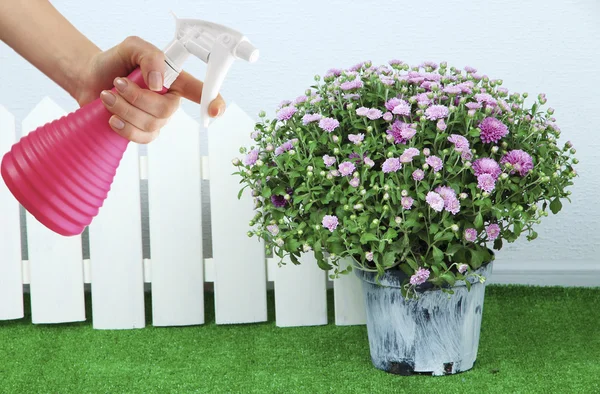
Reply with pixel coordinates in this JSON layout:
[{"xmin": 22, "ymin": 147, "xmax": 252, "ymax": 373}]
[{"xmin": 1, "ymin": 285, "xmax": 599, "ymax": 393}]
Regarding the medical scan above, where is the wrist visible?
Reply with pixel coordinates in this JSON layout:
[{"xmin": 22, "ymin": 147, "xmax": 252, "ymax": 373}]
[{"xmin": 65, "ymin": 48, "xmax": 102, "ymax": 106}]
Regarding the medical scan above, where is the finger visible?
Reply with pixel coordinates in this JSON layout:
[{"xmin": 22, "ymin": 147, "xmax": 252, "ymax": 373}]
[
  {"xmin": 117, "ymin": 36, "xmax": 166, "ymax": 91},
  {"xmin": 168, "ymin": 71, "xmax": 227, "ymax": 117},
  {"xmin": 100, "ymin": 89, "xmax": 167, "ymax": 133},
  {"xmin": 113, "ymin": 77, "xmax": 180, "ymax": 119},
  {"xmin": 108, "ymin": 114, "xmax": 160, "ymax": 144}
]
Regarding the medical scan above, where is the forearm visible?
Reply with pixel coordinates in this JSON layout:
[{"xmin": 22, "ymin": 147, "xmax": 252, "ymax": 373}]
[{"xmin": 0, "ymin": 0, "xmax": 101, "ymax": 99}]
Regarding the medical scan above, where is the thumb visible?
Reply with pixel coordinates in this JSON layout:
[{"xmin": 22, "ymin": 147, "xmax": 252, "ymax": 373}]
[{"xmin": 117, "ymin": 36, "xmax": 166, "ymax": 91}]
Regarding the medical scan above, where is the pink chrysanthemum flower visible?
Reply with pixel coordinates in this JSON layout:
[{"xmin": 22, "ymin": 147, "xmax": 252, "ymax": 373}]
[
  {"xmin": 323, "ymin": 155, "xmax": 336, "ymax": 167},
  {"xmin": 338, "ymin": 161, "xmax": 356, "ymax": 176},
  {"xmin": 416, "ymin": 93, "xmax": 431, "ymax": 105},
  {"xmin": 445, "ymin": 197, "xmax": 461, "ymax": 215},
  {"xmin": 472, "ymin": 158, "xmax": 502, "ymax": 179},
  {"xmin": 340, "ymin": 78, "xmax": 364, "ymax": 91},
  {"xmin": 348, "ymin": 134, "xmax": 365, "ymax": 145},
  {"xmin": 367, "ymin": 108, "xmax": 383, "ymax": 120},
  {"xmin": 410, "ymin": 268, "xmax": 430, "ymax": 285},
  {"xmin": 426, "ymin": 191, "xmax": 445, "ymax": 212},
  {"xmin": 435, "ymin": 186, "xmax": 456, "ymax": 201},
  {"xmin": 294, "ymin": 95, "xmax": 308, "ymax": 104},
  {"xmin": 485, "ymin": 224, "xmax": 500, "ymax": 241},
  {"xmin": 444, "ymin": 85, "xmax": 462, "ymax": 95},
  {"xmin": 243, "ymin": 149, "xmax": 259, "ymax": 166},
  {"xmin": 412, "ymin": 169, "xmax": 425, "ymax": 181},
  {"xmin": 401, "ymin": 196, "xmax": 414, "ymax": 210},
  {"xmin": 385, "ymin": 98, "xmax": 402, "ymax": 111},
  {"xmin": 436, "ymin": 119, "xmax": 447, "ymax": 131},
  {"xmin": 322, "ymin": 215, "xmax": 339, "ymax": 232},
  {"xmin": 501, "ymin": 150, "xmax": 534, "ymax": 176},
  {"xmin": 479, "ymin": 117, "xmax": 509, "ymax": 143},
  {"xmin": 277, "ymin": 106, "xmax": 297, "ymax": 121},
  {"xmin": 400, "ymin": 147, "xmax": 420, "ymax": 163},
  {"xmin": 425, "ymin": 105, "xmax": 449, "ymax": 120},
  {"xmin": 465, "ymin": 102, "xmax": 482, "ymax": 110},
  {"xmin": 382, "ymin": 158, "xmax": 402, "ymax": 173},
  {"xmin": 475, "ymin": 93, "xmax": 497, "ymax": 106},
  {"xmin": 458, "ymin": 264, "xmax": 469, "ymax": 274},
  {"xmin": 464, "ymin": 228, "xmax": 478, "ymax": 242},
  {"xmin": 319, "ymin": 117, "xmax": 340, "ymax": 132},
  {"xmin": 267, "ymin": 224, "xmax": 280, "ymax": 236},
  {"xmin": 392, "ymin": 101, "xmax": 411, "ymax": 116},
  {"xmin": 356, "ymin": 107, "xmax": 369, "ymax": 116},
  {"xmin": 477, "ymin": 173, "xmax": 496, "ymax": 193},
  {"xmin": 349, "ymin": 177, "xmax": 360, "ymax": 187},
  {"xmin": 387, "ymin": 121, "xmax": 416, "ymax": 144},
  {"xmin": 426, "ymin": 156, "xmax": 443, "ymax": 172},
  {"xmin": 383, "ymin": 112, "xmax": 393, "ymax": 121},
  {"xmin": 464, "ymin": 66, "xmax": 477, "ymax": 73},
  {"xmin": 364, "ymin": 157, "xmax": 375, "ymax": 167},
  {"xmin": 302, "ymin": 113, "xmax": 322, "ymax": 125}
]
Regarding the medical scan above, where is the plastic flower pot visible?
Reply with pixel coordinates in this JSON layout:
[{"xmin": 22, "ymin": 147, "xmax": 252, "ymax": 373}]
[{"xmin": 355, "ymin": 261, "xmax": 493, "ymax": 376}]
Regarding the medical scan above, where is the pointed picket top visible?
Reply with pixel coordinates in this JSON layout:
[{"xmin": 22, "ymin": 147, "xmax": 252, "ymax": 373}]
[{"xmin": 22, "ymin": 97, "xmax": 67, "ymax": 134}]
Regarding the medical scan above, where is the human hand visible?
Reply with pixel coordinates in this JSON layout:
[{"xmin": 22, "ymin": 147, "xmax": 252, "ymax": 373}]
[{"xmin": 76, "ymin": 36, "xmax": 226, "ymax": 143}]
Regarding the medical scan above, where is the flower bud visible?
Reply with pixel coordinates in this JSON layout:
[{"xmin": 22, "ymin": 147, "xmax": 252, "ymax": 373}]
[
  {"xmin": 314, "ymin": 75, "xmax": 321, "ymax": 81},
  {"xmin": 344, "ymin": 204, "xmax": 350, "ymax": 211},
  {"xmin": 232, "ymin": 158, "xmax": 241, "ymax": 166},
  {"xmin": 383, "ymin": 193, "xmax": 390, "ymax": 200},
  {"xmin": 265, "ymin": 136, "xmax": 272, "ymax": 143},
  {"xmin": 565, "ymin": 141, "xmax": 573, "ymax": 149},
  {"xmin": 459, "ymin": 193, "xmax": 468, "ymax": 200},
  {"xmin": 500, "ymin": 173, "xmax": 509, "ymax": 180},
  {"xmin": 360, "ymin": 189, "xmax": 367, "ymax": 196},
  {"xmin": 435, "ymin": 172, "xmax": 442, "ymax": 179},
  {"xmin": 547, "ymin": 107, "xmax": 555, "ymax": 115},
  {"xmin": 326, "ymin": 174, "xmax": 333, "ymax": 180},
  {"xmin": 306, "ymin": 166, "xmax": 314, "ymax": 171},
  {"xmin": 315, "ymin": 224, "xmax": 321, "ymax": 230},
  {"xmin": 570, "ymin": 148, "xmax": 576, "ymax": 154},
  {"xmin": 245, "ymin": 169, "xmax": 252, "ymax": 175},
  {"xmin": 573, "ymin": 158, "xmax": 579, "ymax": 164},
  {"xmin": 476, "ymin": 193, "xmax": 481, "ymax": 198},
  {"xmin": 347, "ymin": 102, "xmax": 354, "ymax": 109},
  {"xmin": 387, "ymin": 152, "xmax": 394, "ymax": 158},
  {"xmin": 401, "ymin": 189, "xmax": 408, "ymax": 197},
  {"xmin": 266, "ymin": 144, "xmax": 274, "ymax": 152},
  {"xmin": 482, "ymin": 192, "xmax": 490, "ymax": 198},
  {"xmin": 491, "ymin": 146, "xmax": 499, "ymax": 154},
  {"xmin": 334, "ymin": 148, "xmax": 340, "ymax": 154},
  {"xmin": 307, "ymin": 171, "xmax": 313, "ymax": 177},
  {"xmin": 372, "ymin": 219, "xmax": 379, "ymax": 225},
  {"xmin": 354, "ymin": 203, "xmax": 364, "ymax": 210},
  {"xmin": 522, "ymin": 92, "xmax": 529, "ymax": 98},
  {"xmin": 353, "ymin": 172, "xmax": 360, "ymax": 178},
  {"xmin": 247, "ymin": 231, "xmax": 253, "ymax": 237},
  {"xmin": 395, "ymin": 216, "xmax": 402, "ymax": 224},
  {"xmin": 383, "ymin": 205, "xmax": 390, "ymax": 211},
  {"xmin": 423, "ymin": 163, "xmax": 430, "ymax": 170},
  {"xmin": 423, "ymin": 148, "xmax": 431, "ymax": 156},
  {"xmin": 373, "ymin": 185, "xmax": 380, "ymax": 191},
  {"xmin": 328, "ymin": 98, "xmax": 335, "ymax": 103},
  {"xmin": 350, "ymin": 214, "xmax": 357, "ymax": 220},
  {"xmin": 451, "ymin": 224, "xmax": 459, "ymax": 232},
  {"xmin": 502, "ymin": 141, "xmax": 508, "ymax": 149}
]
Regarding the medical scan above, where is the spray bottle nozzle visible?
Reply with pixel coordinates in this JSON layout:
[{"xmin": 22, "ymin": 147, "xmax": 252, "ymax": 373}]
[{"xmin": 163, "ymin": 13, "xmax": 259, "ymax": 126}]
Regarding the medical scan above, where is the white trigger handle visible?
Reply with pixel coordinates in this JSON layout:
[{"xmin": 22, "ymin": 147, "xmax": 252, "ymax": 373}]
[{"xmin": 201, "ymin": 40, "xmax": 235, "ymax": 127}]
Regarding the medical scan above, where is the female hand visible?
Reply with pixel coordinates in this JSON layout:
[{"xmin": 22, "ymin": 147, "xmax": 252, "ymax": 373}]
[{"xmin": 80, "ymin": 36, "xmax": 226, "ymax": 144}]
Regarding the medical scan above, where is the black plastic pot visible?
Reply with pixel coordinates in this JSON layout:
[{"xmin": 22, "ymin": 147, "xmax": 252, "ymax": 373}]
[{"xmin": 355, "ymin": 261, "xmax": 493, "ymax": 376}]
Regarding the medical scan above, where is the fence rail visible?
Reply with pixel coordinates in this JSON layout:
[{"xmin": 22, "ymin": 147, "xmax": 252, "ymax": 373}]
[{"xmin": 0, "ymin": 99, "xmax": 366, "ymax": 329}]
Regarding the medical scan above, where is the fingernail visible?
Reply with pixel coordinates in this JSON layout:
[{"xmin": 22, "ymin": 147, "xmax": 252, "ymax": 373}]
[
  {"xmin": 100, "ymin": 90, "xmax": 116, "ymax": 106},
  {"xmin": 110, "ymin": 116, "xmax": 125, "ymax": 130},
  {"xmin": 149, "ymin": 71, "xmax": 162, "ymax": 91},
  {"xmin": 114, "ymin": 78, "xmax": 127, "ymax": 92}
]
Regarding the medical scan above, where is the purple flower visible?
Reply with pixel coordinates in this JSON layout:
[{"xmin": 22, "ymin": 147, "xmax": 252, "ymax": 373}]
[
  {"xmin": 323, "ymin": 154, "xmax": 336, "ymax": 167},
  {"xmin": 444, "ymin": 85, "xmax": 462, "ymax": 95},
  {"xmin": 340, "ymin": 78, "xmax": 364, "ymax": 91},
  {"xmin": 277, "ymin": 106, "xmax": 297, "ymax": 121},
  {"xmin": 364, "ymin": 157, "xmax": 375, "ymax": 167},
  {"xmin": 348, "ymin": 133, "xmax": 365, "ymax": 145},
  {"xmin": 401, "ymin": 196, "xmax": 414, "ymax": 210},
  {"xmin": 319, "ymin": 117, "xmax": 340, "ymax": 132},
  {"xmin": 243, "ymin": 149, "xmax": 259, "ymax": 166},
  {"xmin": 380, "ymin": 75, "xmax": 395, "ymax": 86},
  {"xmin": 338, "ymin": 161, "xmax": 356, "ymax": 176},
  {"xmin": 410, "ymin": 268, "xmax": 430, "ymax": 285},
  {"xmin": 465, "ymin": 66, "xmax": 477, "ymax": 73},
  {"xmin": 435, "ymin": 186, "xmax": 456, "ymax": 202},
  {"xmin": 387, "ymin": 120, "xmax": 417, "ymax": 144},
  {"xmin": 322, "ymin": 215, "xmax": 339, "ymax": 232},
  {"xmin": 274, "ymin": 140, "xmax": 295, "ymax": 156},
  {"xmin": 356, "ymin": 107, "xmax": 369, "ymax": 116},
  {"xmin": 472, "ymin": 158, "xmax": 502, "ymax": 179},
  {"xmin": 392, "ymin": 100, "xmax": 411, "ymax": 116},
  {"xmin": 477, "ymin": 173, "xmax": 496, "ymax": 193},
  {"xmin": 400, "ymin": 147, "xmax": 420, "ymax": 163},
  {"xmin": 382, "ymin": 158, "xmax": 402, "ymax": 173},
  {"xmin": 365, "ymin": 251, "xmax": 374, "ymax": 261},
  {"xmin": 465, "ymin": 102, "xmax": 482, "ymax": 110},
  {"xmin": 445, "ymin": 197, "xmax": 461, "ymax": 215},
  {"xmin": 422, "ymin": 61, "xmax": 438, "ymax": 70},
  {"xmin": 501, "ymin": 150, "xmax": 534, "ymax": 176},
  {"xmin": 475, "ymin": 93, "xmax": 497, "ymax": 106},
  {"xmin": 383, "ymin": 112, "xmax": 393, "ymax": 121},
  {"xmin": 271, "ymin": 195, "xmax": 287, "ymax": 208},
  {"xmin": 485, "ymin": 224, "xmax": 500, "ymax": 241},
  {"xmin": 385, "ymin": 98, "xmax": 402, "ymax": 111},
  {"xmin": 436, "ymin": 119, "xmax": 447, "ymax": 131},
  {"xmin": 448, "ymin": 134, "xmax": 469, "ymax": 150},
  {"xmin": 302, "ymin": 113, "xmax": 322, "ymax": 125},
  {"xmin": 294, "ymin": 95, "xmax": 308, "ymax": 104},
  {"xmin": 464, "ymin": 228, "xmax": 478, "ymax": 242},
  {"xmin": 367, "ymin": 108, "xmax": 383, "ymax": 120},
  {"xmin": 415, "ymin": 93, "xmax": 431, "ymax": 105},
  {"xmin": 325, "ymin": 68, "xmax": 342, "ymax": 78},
  {"xmin": 349, "ymin": 177, "xmax": 360, "ymax": 187},
  {"xmin": 458, "ymin": 264, "xmax": 469, "ymax": 274},
  {"xmin": 267, "ymin": 224, "xmax": 280, "ymax": 236},
  {"xmin": 426, "ymin": 155, "xmax": 443, "ymax": 172},
  {"xmin": 389, "ymin": 59, "xmax": 404, "ymax": 66},
  {"xmin": 479, "ymin": 117, "xmax": 509, "ymax": 143},
  {"xmin": 426, "ymin": 192, "xmax": 445, "ymax": 212},
  {"xmin": 412, "ymin": 169, "xmax": 425, "ymax": 181},
  {"xmin": 310, "ymin": 95, "xmax": 323, "ymax": 104},
  {"xmin": 425, "ymin": 105, "xmax": 449, "ymax": 120}
]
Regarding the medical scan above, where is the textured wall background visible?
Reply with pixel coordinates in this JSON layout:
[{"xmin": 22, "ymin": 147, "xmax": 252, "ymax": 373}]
[{"xmin": 0, "ymin": 0, "xmax": 598, "ymax": 283}]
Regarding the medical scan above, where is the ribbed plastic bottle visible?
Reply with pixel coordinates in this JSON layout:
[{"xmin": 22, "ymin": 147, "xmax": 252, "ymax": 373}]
[{"xmin": 0, "ymin": 15, "xmax": 258, "ymax": 236}]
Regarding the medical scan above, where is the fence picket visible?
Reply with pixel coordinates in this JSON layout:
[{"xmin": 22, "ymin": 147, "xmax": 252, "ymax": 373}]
[
  {"xmin": 88, "ymin": 141, "xmax": 145, "ymax": 329},
  {"xmin": 147, "ymin": 108, "xmax": 204, "ymax": 326},
  {"xmin": 333, "ymin": 258, "xmax": 366, "ymax": 325},
  {"xmin": 0, "ymin": 106, "xmax": 24, "ymax": 320},
  {"xmin": 208, "ymin": 103, "xmax": 267, "ymax": 324},
  {"xmin": 274, "ymin": 254, "xmax": 328, "ymax": 327},
  {"xmin": 22, "ymin": 98, "xmax": 85, "ymax": 324}
]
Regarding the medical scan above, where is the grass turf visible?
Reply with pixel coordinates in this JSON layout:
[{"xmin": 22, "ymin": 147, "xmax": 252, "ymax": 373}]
[{"xmin": 1, "ymin": 285, "xmax": 599, "ymax": 393}]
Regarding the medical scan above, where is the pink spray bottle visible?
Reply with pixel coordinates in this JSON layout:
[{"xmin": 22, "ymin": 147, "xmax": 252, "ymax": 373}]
[{"xmin": 1, "ymin": 14, "xmax": 259, "ymax": 236}]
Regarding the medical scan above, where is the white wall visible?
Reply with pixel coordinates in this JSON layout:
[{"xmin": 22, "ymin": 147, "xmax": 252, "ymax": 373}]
[{"xmin": 1, "ymin": 0, "xmax": 598, "ymax": 285}]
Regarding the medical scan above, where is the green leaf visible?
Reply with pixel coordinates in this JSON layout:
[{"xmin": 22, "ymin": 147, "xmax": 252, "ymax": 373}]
[
  {"xmin": 513, "ymin": 221, "xmax": 522, "ymax": 237},
  {"xmin": 474, "ymin": 213, "xmax": 483, "ymax": 229},
  {"xmin": 446, "ymin": 244, "xmax": 462, "ymax": 256},
  {"xmin": 289, "ymin": 253, "xmax": 300, "ymax": 265},
  {"xmin": 493, "ymin": 237, "xmax": 503, "ymax": 251},
  {"xmin": 470, "ymin": 249, "xmax": 484, "ymax": 269},
  {"xmin": 383, "ymin": 252, "xmax": 396, "ymax": 267},
  {"xmin": 429, "ymin": 223, "xmax": 439, "ymax": 234},
  {"xmin": 441, "ymin": 273, "xmax": 456, "ymax": 286},
  {"xmin": 316, "ymin": 257, "xmax": 332, "ymax": 270},
  {"xmin": 550, "ymin": 198, "xmax": 563, "ymax": 214},
  {"xmin": 261, "ymin": 187, "xmax": 272, "ymax": 199},
  {"xmin": 406, "ymin": 257, "xmax": 418, "ymax": 270},
  {"xmin": 360, "ymin": 233, "xmax": 378, "ymax": 244},
  {"xmin": 383, "ymin": 228, "xmax": 398, "ymax": 240},
  {"xmin": 433, "ymin": 246, "xmax": 444, "ymax": 263}
]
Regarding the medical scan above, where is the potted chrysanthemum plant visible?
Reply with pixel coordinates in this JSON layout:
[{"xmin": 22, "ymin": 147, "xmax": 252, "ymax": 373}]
[{"xmin": 233, "ymin": 60, "xmax": 578, "ymax": 376}]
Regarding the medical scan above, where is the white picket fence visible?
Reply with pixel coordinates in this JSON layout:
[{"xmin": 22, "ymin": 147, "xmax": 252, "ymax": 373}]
[{"xmin": 0, "ymin": 98, "xmax": 366, "ymax": 329}]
